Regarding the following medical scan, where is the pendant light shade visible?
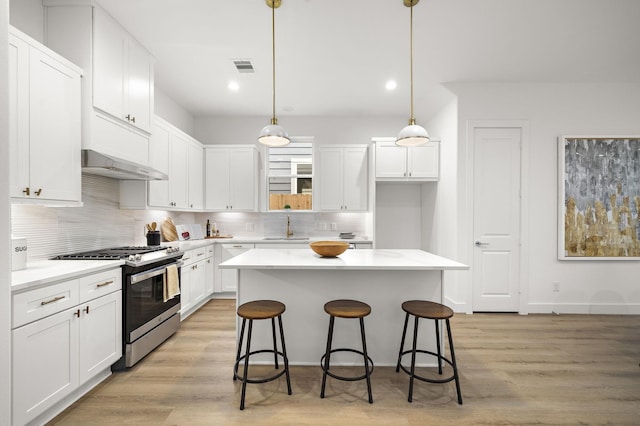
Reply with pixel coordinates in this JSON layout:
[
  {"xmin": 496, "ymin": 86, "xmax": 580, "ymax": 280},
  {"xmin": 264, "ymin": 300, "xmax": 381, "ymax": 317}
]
[
  {"xmin": 396, "ymin": 0, "xmax": 429, "ymax": 147},
  {"xmin": 258, "ymin": 0, "xmax": 290, "ymax": 147}
]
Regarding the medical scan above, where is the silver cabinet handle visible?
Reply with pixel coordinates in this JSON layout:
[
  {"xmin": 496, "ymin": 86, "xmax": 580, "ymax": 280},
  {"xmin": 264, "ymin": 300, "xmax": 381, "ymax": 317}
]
[
  {"xmin": 96, "ymin": 280, "xmax": 114, "ymax": 288},
  {"xmin": 475, "ymin": 241, "xmax": 489, "ymax": 246}
]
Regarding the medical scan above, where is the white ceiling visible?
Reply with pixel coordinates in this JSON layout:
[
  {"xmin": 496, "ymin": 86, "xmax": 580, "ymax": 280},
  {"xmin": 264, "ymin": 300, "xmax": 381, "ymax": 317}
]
[{"xmin": 97, "ymin": 0, "xmax": 640, "ymax": 120}]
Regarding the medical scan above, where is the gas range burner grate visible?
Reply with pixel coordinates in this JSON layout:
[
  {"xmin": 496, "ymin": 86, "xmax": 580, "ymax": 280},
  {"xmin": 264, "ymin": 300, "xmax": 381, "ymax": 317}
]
[{"xmin": 53, "ymin": 246, "xmax": 167, "ymax": 260}]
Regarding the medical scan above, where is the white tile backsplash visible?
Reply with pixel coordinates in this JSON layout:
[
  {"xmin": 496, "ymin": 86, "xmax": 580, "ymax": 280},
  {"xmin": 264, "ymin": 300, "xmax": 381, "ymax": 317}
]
[{"xmin": 11, "ymin": 174, "xmax": 370, "ymax": 262}]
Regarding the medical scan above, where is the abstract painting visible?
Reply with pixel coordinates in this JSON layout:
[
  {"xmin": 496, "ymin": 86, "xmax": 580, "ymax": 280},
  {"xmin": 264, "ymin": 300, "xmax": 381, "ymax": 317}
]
[{"xmin": 559, "ymin": 136, "xmax": 640, "ymax": 260}]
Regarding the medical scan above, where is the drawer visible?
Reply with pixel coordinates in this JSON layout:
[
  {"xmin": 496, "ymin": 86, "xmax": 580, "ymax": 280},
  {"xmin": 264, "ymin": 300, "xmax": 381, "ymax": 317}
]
[
  {"xmin": 182, "ymin": 247, "xmax": 206, "ymax": 266},
  {"xmin": 206, "ymin": 244, "xmax": 214, "ymax": 257},
  {"xmin": 221, "ymin": 243, "xmax": 254, "ymax": 250},
  {"xmin": 13, "ymin": 279, "xmax": 80, "ymax": 328},
  {"xmin": 79, "ymin": 268, "xmax": 122, "ymax": 303}
]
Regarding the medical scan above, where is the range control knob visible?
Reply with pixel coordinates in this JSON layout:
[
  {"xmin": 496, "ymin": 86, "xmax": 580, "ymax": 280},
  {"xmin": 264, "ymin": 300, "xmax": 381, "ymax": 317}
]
[
  {"xmin": 127, "ymin": 255, "xmax": 136, "ymax": 261},
  {"xmin": 135, "ymin": 254, "xmax": 142, "ymax": 261}
]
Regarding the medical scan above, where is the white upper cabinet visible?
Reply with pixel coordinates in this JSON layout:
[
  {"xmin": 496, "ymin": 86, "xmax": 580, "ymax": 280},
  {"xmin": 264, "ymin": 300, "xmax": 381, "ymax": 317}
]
[
  {"xmin": 120, "ymin": 116, "xmax": 203, "ymax": 211},
  {"xmin": 317, "ymin": 145, "xmax": 369, "ymax": 211},
  {"xmin": 93, "ymin": 6, "xmax": 153, "ymax": 132},
  {"xmin": 205, "ymin": 146, "xmax": 257, "ymax": 211},
  {"xmin": 375, "ymin": 139, "xmax": 439, "ymax": 181},
  {"xmin": 9, "ymin": 27, "xmax": 82, "ymax": 205},
  {"xmin": 45, "ymin": 1, "xmax": 154, "ymax": 166}
]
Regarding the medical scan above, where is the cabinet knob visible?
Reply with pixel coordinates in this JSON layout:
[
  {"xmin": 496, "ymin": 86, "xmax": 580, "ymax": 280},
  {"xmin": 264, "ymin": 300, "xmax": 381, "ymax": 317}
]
[
  {"xmin": 22, "ymin": 187, "xmax": 30, "ymax": 196},
  {"xmin": 74, "ymin": 309, "xmax": 80, "ymax": 318},
  {"xmin": 35, "ymin": 188, "xmax": 42, "ymax": 196},
  {"xmin": 84, "ymin": 306, "xmax": 90, "ymax": 314},
  {"xmin": 125, "ymin": 114, "xmax": 136, "ymax": 123}
]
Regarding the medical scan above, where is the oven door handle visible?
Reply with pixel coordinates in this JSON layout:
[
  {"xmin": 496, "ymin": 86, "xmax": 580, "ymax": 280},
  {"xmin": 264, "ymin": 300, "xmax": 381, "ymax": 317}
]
[{"xmin": 130, "ymin": 260, "xmax": 183, "ymax": 284}]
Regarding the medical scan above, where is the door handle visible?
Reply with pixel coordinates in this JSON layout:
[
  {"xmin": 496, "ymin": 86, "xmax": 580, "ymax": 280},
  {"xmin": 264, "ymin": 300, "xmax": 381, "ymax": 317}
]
[{"xmin": 475, "ymin": 241, "xmax": 489, "ymax": 246}]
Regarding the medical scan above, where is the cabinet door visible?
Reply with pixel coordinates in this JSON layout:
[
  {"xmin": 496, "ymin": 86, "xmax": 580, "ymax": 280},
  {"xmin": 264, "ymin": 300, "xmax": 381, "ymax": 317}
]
[
  {"xmin": 8, "ymin": 33, "xmax": 30, "ymax": 199},
  {"xmin": 93, "ymin": 6, "xmax": 125, "ymax": 120},
  {"xmin": 204, "ymin": 148, "xmax": 231, "ymax": 210},
  {"xmin": 78, "ymin": 291, "xmax": 122, "ymax": 383},
  {"xmin": 126, "ymin": 39, "xmax": 153, "ymax": 132},
  {"xmin": 408, "ymin": 142, "xmax": 439, "ymax": 179},
  {"xmin": 187, "ymin": 140, "xmax": 204, "ymax": 209},
  {"xmin": 190, "ymin": 260, "xmax": 207, "ymax": 307},
  {"xmin": 13, "ymin": 307, "xmax": 79, "ymax": 426},
  {"xmin": 169, "ymin": 132, "xmax": 189, "ymax": 208},
  {"xmin": 318, "ymin": 147, "xmax": 344, "ymax": 211},
  {"xmin": 375, "ymin": 141, "xmax": 408, "ymax": 178},
  {"xmin": 342, "ymin": 146, "xmax": 368, "ymax": 211},
  {"xmin": 147, "ymin": 119, "xmax": 171, "ymax": 207},
  {"xmin": 29, "ymin": 47, "xmax": 82, "ymax": 202},
  {"xmin": 228, "ymin": 148, "xmax": 256, "ymax": 211},
  {"xmin": 205, "ymin": 246, "xmax": 215, "ymax": 296},
  {"xmin": 220, "ymin": 244, "xmax": 253, "ymax": 292},
  {"xmin": 180, "ymin": 261, "xmax": 193, "ymax": 315}
]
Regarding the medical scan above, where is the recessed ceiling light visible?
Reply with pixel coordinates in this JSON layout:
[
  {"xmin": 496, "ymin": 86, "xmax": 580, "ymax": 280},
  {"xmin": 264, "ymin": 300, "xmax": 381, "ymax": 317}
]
[
  {"xmin": 385, "ymin": 80, "xmax": 397, "ymax": 91},
  {"xmin": 228, "ymin": 81, "xmax": 239, "ymax": 91}
]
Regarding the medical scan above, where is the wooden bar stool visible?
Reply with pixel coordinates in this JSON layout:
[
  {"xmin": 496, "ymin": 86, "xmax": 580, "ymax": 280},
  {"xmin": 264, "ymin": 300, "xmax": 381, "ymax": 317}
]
[
  {"xmin": 396, "ymin": 300, "xmax": 463, "ymax": 404},
  {"xmin": 233, "ymin": 300, "xmax": 292, "ymax": 410},
  {"xmin": 320, "ymin": 299, "xmax": 374, "ymax": 404}
]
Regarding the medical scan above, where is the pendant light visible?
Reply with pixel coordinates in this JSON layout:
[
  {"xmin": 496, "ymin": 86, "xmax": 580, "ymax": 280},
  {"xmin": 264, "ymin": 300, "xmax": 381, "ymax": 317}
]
[
  {"xmin": 258, "ymin": 0, "xmax": 290, "ymax": 147},
  {"xmin": 396, "ymin": 0, "xmax": 430, "ymax": 147}
]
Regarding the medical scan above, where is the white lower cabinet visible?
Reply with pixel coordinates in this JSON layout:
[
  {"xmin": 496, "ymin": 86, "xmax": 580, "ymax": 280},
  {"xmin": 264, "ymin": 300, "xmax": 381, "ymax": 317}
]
[
  {"xmin": 205, "ymin": 245, "xmax": 215, "ymax": 297},
  {"xmin": 216, "ymin": 243, "xmax": 254, "ymax": 292},
  {"xmin": 12, "ymin": 268, "xmax": 122, "ymax": 425},
  {"xmin": 180, "ymin": 245, "xmax": 211, "ymax": 319}
]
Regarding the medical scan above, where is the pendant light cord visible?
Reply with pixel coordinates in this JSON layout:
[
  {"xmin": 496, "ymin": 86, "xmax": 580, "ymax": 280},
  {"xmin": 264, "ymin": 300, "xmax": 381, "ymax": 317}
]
[
  {"xmin": 271, "ymin": 2, "xmax": 277, "ymax": 124},
  {"xmin": 409, "ymin": 1, "xmax": 415, "ymax": 123}
]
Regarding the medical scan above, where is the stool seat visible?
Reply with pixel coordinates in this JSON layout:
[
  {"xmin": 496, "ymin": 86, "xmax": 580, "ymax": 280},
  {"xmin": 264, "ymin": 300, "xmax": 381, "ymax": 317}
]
[
  {"xmin": 402, "ymin": 300, "xmax": 453, "ymax": 320},
  {"xmin": 324, "ymin": 299, "xmax": 371, "ymax": 318},
  {"xmin": 238, "ymin": 300, "xmax": 285, "ymax": 320}
]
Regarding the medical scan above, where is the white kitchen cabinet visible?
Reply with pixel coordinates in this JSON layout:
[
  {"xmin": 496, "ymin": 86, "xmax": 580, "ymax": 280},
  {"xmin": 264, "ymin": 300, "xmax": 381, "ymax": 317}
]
[
  {"xmin": 205, "ymin": 146, "xmax": 258, "ymax": 211},
  {"xmin": 216, "ymin": 243, "xmax": 255, "ymax": 292},
  {"xmin": 317, "ymin": 145, "xmax": 368, "ymax": 211},
  {"xmin": 12, "ymin": 267, "xmax": 122, "ymax": 426},
  {"xmin": 121, "ymin": 116, "xmax": 204, "ymax": 211},
  {"xmin": 9, "ymin": 27, "xmax": 82, "ymax": 205},
  {"xmin": 205, "ymin": 245, "xmax": 215, "ymax": 297},
  {"xmin": 375, "ymin": 139, "xmax": 439, "ymax": 181},
  {"xmin": 180, "ymin": 246, "xmax": 208, "ymax": 319},
  {"xmin": 187, "ymin": 139, "xmax": 204, "ymax": 210},
  {"xmin": 45, "ymin": 1, "xmax": 153, "ymax": 166}
]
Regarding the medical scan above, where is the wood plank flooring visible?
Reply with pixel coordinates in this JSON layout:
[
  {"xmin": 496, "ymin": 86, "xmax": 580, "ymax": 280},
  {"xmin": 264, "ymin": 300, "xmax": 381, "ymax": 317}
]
[{"xmin": 49, "ymin": 299, "xmax": 640, "ymax": 425}]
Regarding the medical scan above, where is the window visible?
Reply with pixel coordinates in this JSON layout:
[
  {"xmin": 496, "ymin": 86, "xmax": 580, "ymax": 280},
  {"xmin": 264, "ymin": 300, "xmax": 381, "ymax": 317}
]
[{"xmin": 267, "ymin": 137, "xmax": 313, "ymax": 210}]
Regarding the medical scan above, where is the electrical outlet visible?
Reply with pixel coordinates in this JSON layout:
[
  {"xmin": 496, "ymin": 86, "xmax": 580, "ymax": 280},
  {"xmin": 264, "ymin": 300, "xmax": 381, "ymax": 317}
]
[
  {"xmin": 245, "ymin": 223, "xmax": 254, "ymax": 232},
  {"xmin": 330, "ymin": 223, "xmax": 337, "ymax": 231},
  {"xmin": 318, "ymin": 222, "xmax": 327, "ymax": 231},
  {"xmin": 552, "ymin": 281, "xmax": 560, "ymax": 292}
]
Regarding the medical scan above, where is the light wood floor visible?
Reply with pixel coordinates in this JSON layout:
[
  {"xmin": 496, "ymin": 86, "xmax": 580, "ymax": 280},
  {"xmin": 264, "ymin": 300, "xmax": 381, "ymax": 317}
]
[{"xmin": 50, "ymin": 299, "xmax": 640, "ymax": 425}]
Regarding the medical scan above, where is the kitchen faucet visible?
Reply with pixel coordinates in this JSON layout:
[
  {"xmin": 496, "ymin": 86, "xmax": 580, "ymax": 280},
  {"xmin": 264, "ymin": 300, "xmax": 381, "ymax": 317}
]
[{"xmin": 286, "ymin": 215, "xmax": 294, "ymax": 237}]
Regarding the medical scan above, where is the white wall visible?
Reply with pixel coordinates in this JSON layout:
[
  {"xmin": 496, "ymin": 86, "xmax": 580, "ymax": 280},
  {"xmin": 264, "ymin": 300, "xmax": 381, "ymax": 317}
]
[
  {"xmin": 1, "ymin": 0, "xmax": 11, "ymax": 421},
  {"xmin": 195, "ymin": 115, "xmax": 405, "ymax": 146},
  {"xmin": 449, "ymin": 82, "xmax": 640, "ymax": 314},
  {"xmin": 155, "ymin": 87, "xmax": 195, "ymax": 137},
  {"xmin": 9, "ymin": 0, "xmax": 42, "ymax": 41}
]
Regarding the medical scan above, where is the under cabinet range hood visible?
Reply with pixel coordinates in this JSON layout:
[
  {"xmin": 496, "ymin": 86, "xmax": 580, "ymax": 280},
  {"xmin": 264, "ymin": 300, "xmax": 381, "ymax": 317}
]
[{"xmin": 81, "ymin": 150, "xmax": 168, "ymax": 180}]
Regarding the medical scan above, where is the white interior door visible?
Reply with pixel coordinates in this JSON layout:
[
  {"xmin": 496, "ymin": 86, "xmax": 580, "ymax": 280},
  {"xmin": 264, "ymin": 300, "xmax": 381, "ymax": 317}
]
[{"xmin": 472, "ymin": 127, "xmax": 521, "ymax": 312}]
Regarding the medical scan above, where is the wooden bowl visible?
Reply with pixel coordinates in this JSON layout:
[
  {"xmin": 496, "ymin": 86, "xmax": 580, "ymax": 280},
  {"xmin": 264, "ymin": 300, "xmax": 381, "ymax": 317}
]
[{"xmin": 309, "ymin": 241, "xmax": 349, "ymax": 257}]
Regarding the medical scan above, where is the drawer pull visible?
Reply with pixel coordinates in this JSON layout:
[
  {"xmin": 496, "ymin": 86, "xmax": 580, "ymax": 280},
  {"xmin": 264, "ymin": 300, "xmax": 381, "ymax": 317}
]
[
  {"xmin": 40, "ymin": 295, "xmax": 65, "ymax": 306},
  {"xmin": 197, "ymin": 252, "xmax": 204, "ymax": 257},
  {"xmin": 74, "ymin": 309, "xmax": 80, "ymax": 318},
  {"xmin": 96, "ymin": 280, "xmax": 114, "ymax": 288}
]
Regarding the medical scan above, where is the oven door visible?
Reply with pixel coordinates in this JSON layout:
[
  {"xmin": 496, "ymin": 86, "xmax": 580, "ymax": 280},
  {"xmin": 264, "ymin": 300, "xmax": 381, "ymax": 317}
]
[{"xmin": 125, "ymin": 261, "xmax": 181, "ymax": 343}]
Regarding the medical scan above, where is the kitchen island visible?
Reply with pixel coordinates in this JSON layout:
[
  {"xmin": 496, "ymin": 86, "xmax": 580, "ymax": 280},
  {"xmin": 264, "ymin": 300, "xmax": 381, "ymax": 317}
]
[{"xmin": 219, "ymin": 248, "xmax": 468, "ymax": 366}]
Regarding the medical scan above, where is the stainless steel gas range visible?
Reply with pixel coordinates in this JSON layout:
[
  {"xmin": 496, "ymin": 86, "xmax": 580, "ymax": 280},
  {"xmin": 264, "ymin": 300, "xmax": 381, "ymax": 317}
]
[{"xmin": 54, "ymin": 246, "xmax": 184, "ymax": 368}]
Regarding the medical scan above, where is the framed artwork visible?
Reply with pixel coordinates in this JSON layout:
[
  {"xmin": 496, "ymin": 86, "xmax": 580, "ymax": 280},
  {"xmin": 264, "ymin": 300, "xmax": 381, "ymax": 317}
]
[{"xmin": 558, "ymin": 136, "xmax": 640, "ymax": 260}]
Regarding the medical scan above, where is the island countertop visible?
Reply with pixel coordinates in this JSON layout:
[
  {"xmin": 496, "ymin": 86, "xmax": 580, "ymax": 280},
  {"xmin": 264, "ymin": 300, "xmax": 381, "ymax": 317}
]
[{"xmin": 219, "ymin": 248, "xmax": 468, "ymax": 270}]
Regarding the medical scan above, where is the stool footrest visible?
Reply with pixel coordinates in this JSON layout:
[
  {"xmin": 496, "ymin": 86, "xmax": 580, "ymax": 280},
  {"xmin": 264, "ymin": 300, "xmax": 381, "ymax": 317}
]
[
  {"xmin": 398, "ymin": 349, "xmax": 456, "ymax": 384},
  {"xmin": 320, "ymin": 348, "xmax": 374, "ymax": 382},
  {"xmin": 234, "ymin": 349, "xmax": 289, "ymax": 385}
]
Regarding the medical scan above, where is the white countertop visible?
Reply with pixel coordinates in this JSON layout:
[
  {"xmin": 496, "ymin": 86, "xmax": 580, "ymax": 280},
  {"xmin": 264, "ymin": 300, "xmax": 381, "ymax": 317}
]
[
  {"xmin": 12, "ymin": 259, "xmax": 124, "ymax": 292},
  {"xmin": 219, "ymin": 248, "xmax": 468, "ymax": 270},
  {"xmin": 163, "ymin": 236, "xmax": 372, "ymax": 251}
]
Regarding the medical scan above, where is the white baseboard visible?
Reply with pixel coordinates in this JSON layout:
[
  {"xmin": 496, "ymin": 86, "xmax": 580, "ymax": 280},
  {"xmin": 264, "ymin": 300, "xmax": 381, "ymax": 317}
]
[{"xmin": 527, "ymin": 303, "xmax": 640, "ymax": 315}]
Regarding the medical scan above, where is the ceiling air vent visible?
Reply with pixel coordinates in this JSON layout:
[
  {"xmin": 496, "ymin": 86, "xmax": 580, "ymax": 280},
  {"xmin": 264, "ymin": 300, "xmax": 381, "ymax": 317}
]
[{"xmin": 233, "ymin": 60, "xmax": 255, "ymax": 73}]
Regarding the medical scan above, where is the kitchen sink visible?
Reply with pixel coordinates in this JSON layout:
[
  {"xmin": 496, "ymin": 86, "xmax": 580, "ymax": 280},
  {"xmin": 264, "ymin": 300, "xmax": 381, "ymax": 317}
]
[{"xmin": 262, "ymin": 236, "xmax": 310, "ymax": 241}]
